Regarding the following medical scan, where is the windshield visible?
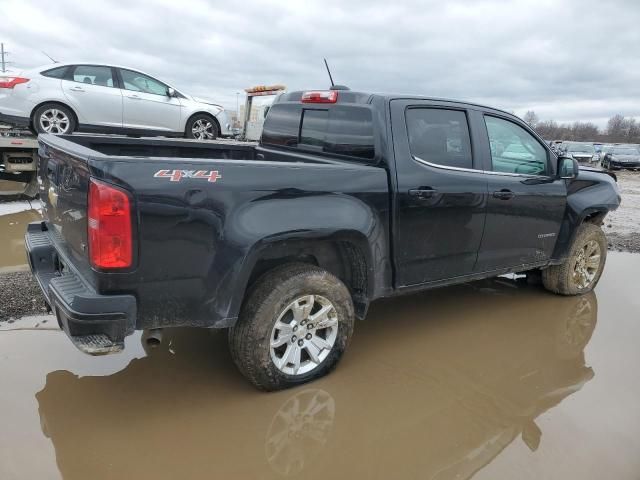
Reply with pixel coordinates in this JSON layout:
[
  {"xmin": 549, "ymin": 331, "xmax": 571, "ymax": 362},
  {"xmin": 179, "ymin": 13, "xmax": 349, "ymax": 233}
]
[
  {"xmin": 612, "ymin": 147, "xmax": 639, "ymax": 155},
  {"xmin": 567, "ymin": 144, "xmax": 595, "ymax": 154}
]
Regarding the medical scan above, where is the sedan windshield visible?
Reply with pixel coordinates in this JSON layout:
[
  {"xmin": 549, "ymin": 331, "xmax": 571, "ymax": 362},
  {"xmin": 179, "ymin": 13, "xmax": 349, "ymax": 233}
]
[
  {"xmin": 612, "ymin": 147, "xmax": 639, "ymax": 155},
  {"xmin": 567, "ymin": 144, "xmax": 595, "ymax": 154}
]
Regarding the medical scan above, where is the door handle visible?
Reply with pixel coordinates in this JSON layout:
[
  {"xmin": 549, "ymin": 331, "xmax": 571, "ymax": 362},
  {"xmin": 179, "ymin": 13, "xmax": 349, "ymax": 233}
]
[
  {"xmin": 128, "ymin": 95, "xmax": 142, "ymax": 100},
  {"xmin": 493, "ymin": 189, "xmax": 515, "ymax": 200},
  {"xmin": 409, "ymin": 188, "xmax": 437, "ymax": 200},
  {"xmin": 69, "ymin": 86, "xmax": 84, "ymax": 92}
]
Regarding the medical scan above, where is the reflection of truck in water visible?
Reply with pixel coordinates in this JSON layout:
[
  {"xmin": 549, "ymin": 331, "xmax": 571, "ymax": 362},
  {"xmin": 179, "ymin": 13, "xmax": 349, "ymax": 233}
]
[{"xmin": 35, "ymin": 285, "xmax": 597, "ymax": 480}]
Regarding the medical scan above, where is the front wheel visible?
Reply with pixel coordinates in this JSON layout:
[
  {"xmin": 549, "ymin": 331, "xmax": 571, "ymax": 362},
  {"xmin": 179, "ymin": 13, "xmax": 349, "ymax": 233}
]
[
  {"xmin": 185, "ymin": 114, "xmax": 219, "ymax": 140},
  {"xmin": 229, "ymin": 264, "xmax": 354, "ymax": 391},
  {"xmin": 542, "ymin": 223, "xmax": 607, "ymax": 295}
]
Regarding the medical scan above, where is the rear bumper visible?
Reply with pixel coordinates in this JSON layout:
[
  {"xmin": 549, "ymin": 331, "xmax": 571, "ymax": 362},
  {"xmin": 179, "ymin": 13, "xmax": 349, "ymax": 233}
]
[
  {"xmin": 0, "ymin": 112, "xmax": 30, "ymax": 128},
  {"xmin": 610, "ymin": 161, "xmax": 640, "ymax": 169},
  {"xmin": 25, "ymin": 222, "xmax": 136, "ymax": 354}
]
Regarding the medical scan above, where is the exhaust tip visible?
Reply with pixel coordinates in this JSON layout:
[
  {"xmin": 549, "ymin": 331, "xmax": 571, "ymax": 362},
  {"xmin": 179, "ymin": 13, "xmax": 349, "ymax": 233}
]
[{"xmin": 144, "ymin": 329, "xmax": 163, "ymax": 348}]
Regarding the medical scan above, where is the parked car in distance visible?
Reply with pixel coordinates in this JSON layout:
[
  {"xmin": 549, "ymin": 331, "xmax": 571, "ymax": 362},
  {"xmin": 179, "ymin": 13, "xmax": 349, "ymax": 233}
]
[
  {"xmin": 561, "ymin": 142, "xmax": 597, "ymax": 164},
  {"xmin": 0, "ymin": 63, "xmax": 230, "ymax": 139},
  {"xmin": 26, "ymin": 88, "xmax": 621, "ymax": 391},
  {"xmin": 601, "ymin": 145, "xmax": 640, "ymax": 170}
]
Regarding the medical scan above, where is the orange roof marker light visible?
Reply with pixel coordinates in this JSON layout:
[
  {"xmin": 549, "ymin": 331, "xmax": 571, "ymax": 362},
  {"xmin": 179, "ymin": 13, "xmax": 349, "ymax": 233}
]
[{"xmin": 244, "ymin": 85, "xmax": 287, "ymax": 97}]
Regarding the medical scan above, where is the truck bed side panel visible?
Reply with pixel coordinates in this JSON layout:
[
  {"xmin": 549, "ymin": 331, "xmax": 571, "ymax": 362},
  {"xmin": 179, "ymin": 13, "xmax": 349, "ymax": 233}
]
[{"xmin": 92, "ymin": 158, "xmax": 391, "ymax": 329}]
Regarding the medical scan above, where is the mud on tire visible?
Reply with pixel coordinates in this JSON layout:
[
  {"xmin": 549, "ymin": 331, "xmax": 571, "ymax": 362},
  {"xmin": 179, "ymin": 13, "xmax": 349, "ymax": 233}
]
[
  {"xmin": 228, "ymin": 263, "xmax": 354, "ymax": 391},
  {"xmin": 542, "ymin": 222, "xmax": 608, "ymax": 296}
]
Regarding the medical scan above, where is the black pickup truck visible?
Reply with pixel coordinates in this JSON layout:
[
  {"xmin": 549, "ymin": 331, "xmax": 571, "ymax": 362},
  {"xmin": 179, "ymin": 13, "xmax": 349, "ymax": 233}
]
[{"xmin": 26, "ymin": 88, "xmax": 620, "ymax": 390}]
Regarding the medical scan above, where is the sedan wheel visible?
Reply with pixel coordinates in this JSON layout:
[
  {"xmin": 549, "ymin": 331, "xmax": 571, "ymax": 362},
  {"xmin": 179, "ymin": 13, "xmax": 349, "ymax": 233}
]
[
  {"xmin": 39, "ymin": 108, "xmax": 71, "ymax": 134},
  {"xmin": 191, "ymin": 118, "xmax": 216, "ymax": 140}
]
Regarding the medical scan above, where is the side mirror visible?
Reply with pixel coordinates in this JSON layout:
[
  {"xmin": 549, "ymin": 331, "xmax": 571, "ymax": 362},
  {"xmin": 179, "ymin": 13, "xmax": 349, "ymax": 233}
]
[
  {"xmin": 558, "ymin": 156, "xmax": 579, "ymax": 179},
  {"xmin": 167, "ymin": 87, "xmax": 176, "ymax": 97}
]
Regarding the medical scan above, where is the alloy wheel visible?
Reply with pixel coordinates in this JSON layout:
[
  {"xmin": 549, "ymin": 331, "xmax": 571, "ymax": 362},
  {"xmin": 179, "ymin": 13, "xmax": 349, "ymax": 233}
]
[
  {"xmin": 39, "ymin": 108, "xmax": 71, "ymax": 134},
  {"xmin": 191, "ymin": 118, "xmax": 216, "ymax": 140},
  {"xmin": 269, "ymin": 295, "xmax": 339, "ymax": 376},
  {"xmin": 572, "ymin": 239, "xmax": 601, "ymax": 289}
]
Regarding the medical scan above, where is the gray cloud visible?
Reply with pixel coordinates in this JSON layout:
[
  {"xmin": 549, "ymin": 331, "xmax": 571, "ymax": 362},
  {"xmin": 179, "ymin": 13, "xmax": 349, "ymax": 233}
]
[{"xmin": 3, "ymin": 0, "xmax": 639, "ymax": 127}]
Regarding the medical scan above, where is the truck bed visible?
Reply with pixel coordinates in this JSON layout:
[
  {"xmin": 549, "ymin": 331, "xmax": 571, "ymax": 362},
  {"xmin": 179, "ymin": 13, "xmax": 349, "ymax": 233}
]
[{"xmin": 56, "ymin": 135, "xmax": 260, "ymax": 160}]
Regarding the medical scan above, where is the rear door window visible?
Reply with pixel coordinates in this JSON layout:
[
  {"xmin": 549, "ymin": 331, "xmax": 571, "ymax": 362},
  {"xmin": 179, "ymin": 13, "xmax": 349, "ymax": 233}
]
[
  {"xmin": 405, "ymin": 108, "xmax": 473, "ymax": 169},
  {"xmin": 71, "ymin": 65, "xmax": 115, "ymax": 87}
]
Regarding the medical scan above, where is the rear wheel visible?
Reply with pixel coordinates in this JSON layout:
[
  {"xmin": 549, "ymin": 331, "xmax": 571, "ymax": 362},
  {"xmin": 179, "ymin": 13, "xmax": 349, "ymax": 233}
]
[
  {"xmin": 542, "ymin": 223, "xmax": 607, "ymax": 295},
  {"xmin": 185, "ymin": 114, "xmax": 219, "ymax": 140},
  {"xmin": 229, "ymin": 263, "xmax": 354, "ymax": 391},
  {"xmin": 33, "ymin": 103, "xmax": 76, "ymax": 134}
]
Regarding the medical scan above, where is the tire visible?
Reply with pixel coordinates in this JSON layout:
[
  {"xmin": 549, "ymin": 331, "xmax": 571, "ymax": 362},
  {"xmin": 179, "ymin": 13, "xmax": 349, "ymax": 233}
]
[
  {"xmin": 32, "ymin": 103, "xmax": 76, "ymax": 135},
  {"xmin": 229, "ymin": 263, "xmax": 355, "ymax": 391},
  {"xmin": 542, "ymin": 223, "xmax": 607, "ymax": 296},
  {"xmin": 185, "ymin": 114, "xmax": 219, "ymax": 140}
]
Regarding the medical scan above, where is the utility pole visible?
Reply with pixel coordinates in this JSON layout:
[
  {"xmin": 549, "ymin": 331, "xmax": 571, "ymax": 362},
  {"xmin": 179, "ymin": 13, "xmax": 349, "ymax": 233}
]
[
  {"xmin": 235, "ymin": 92, "xmax": 240, "ymax": 128},
  {"xmin": 1, "ymin": 43, "xmax": 7, "ymax": 73}
]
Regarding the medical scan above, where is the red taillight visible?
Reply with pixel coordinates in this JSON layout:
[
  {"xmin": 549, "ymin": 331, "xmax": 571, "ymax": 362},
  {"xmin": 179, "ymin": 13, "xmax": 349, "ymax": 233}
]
[
  {"xmin": 301, "ymin": 90, "xmax": 338, "ymax": 104},
  {"xmin": 0, "ymin": 77, "xmax": 29, "ymax": 89},
  {"xmin": 88, "ymin": 178, "xmax": 133, "ymax": 269}
]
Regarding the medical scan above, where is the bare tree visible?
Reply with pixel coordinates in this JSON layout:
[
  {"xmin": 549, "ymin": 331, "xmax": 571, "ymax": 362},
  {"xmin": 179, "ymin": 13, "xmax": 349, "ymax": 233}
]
[
  {"xmin": 570, "ymin": 122, "xmax": 599, "ymax": 141},
  {"xmin": 525, "ymin": 112, "xmax": 640, "ymax": 143},
  {"xmin": 523, "ymin": 110, "xmax": 539, "ymax": 127},
  {"xmin": 534, "ymin": 119, "xmax": 559, "ymax": 139},
  {"xmin": 606, "ymin": 114, "xmax": 626, "ymax": 141}
]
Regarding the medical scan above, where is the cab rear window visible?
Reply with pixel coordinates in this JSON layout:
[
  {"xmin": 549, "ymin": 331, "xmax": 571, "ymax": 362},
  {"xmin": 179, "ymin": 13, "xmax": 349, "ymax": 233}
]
[{"xmin": 262, "ymin": 103, "xmax": 375, "ymax": 161}]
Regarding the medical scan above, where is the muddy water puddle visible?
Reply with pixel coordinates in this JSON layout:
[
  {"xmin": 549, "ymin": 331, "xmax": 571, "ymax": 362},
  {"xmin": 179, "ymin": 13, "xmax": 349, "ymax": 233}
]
[
  {"xmin": 1, "ymin": 252, "xmax": 639, "ymax": 479},
  {"xmin": 0, "ymin": 201, "xmax": 42, "ymax": 272}
]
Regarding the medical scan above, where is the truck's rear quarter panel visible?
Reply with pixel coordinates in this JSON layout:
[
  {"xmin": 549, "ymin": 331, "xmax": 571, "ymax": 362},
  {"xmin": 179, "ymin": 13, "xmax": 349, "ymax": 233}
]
[{"xmin": 108, "ymin": 158, "xmax": 390, "ymax": 329}]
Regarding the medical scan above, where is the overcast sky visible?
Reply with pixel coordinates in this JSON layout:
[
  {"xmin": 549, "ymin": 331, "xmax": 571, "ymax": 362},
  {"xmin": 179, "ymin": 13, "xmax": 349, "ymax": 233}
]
[{"xmin": 3, "ymin": 0, "xmax": 639, "ymax": 127}]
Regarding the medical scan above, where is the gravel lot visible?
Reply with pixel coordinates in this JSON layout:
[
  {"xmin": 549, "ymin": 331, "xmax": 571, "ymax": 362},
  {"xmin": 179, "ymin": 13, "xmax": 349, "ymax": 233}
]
[
  {"xmin": 604, "ymin": 171, "xmax": 640, "ymax": 253},
  {"xmin": 0, "ymin": 271, "xmax": 50, "ymax": 320}
]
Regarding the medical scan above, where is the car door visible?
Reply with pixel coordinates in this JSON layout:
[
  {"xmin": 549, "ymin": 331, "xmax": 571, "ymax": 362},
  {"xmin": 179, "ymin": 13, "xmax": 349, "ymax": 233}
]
[
  {"xmin": 391, "ymin": 100, "xmax": 488, "ymax": 286},
  {"xmin": 475, "ymin": 113, "xmax": 567, "ymax": 271},
  {"xmin": 61, "ymin": 65, "xmax": 123, "ymax": 128},
  {"xmin": 118, "ymin": 68, "xmax": 182, "ymax": 132}
]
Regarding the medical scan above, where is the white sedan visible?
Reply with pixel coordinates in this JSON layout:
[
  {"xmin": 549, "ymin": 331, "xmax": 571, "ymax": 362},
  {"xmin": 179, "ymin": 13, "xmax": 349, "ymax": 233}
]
[{"xmin": 0, "ymin": 63, "xmax": 230, "ymax": 139}]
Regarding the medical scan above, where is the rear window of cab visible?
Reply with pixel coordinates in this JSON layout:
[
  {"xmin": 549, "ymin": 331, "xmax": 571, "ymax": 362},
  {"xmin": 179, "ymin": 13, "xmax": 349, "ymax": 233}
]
[{"xmin": 261, "ymin": 103, "xmax": 376, "ymax": 161}]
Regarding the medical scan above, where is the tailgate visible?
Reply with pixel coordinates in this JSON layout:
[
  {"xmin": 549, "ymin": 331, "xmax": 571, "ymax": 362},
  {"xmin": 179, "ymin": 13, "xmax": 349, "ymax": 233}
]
[{"xmin": 38, "ymin": 137, "xmax": 93, "ymax": 277}]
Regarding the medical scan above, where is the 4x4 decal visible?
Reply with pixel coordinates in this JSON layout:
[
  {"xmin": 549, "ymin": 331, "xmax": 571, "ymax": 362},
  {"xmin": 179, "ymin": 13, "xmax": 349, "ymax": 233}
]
[{"xmin": 154, "ymin": 169, "xmax": 222, "ymax": 183}]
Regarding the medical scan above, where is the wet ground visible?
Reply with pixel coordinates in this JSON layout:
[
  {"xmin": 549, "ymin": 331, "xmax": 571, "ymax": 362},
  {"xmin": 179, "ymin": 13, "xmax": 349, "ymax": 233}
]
[
  {"xmin": 0, "ymin": 201, "xmax": 41, "ymax": 273},
  {"xmin": 0, "ymin": 201, "xmax": 48, "ymax": 319},
  {"xmin": 0, "ymin": 252, "xmax": 639, "ymax": 479}
]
